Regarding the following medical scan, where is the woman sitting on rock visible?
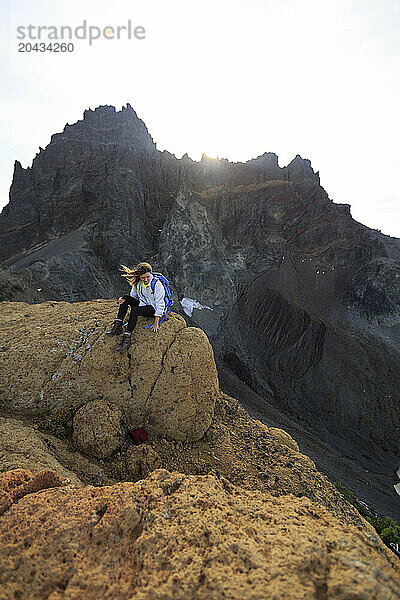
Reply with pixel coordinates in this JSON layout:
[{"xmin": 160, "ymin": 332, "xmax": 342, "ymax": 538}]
[{"xmin": 106, "ymin": 262, "xmax": 166, "ymax": 352}]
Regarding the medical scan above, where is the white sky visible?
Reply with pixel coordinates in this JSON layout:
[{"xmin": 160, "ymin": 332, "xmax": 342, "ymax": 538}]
[{"xmin": 1, "ymin": 0, "xmax": 399, "ymax": 237}]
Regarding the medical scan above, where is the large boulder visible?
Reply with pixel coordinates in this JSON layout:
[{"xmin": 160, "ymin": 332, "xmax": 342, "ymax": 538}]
[
  {"xmin": 138, "ymin": 327, "xmax": 219, "ymax": 440},
  {"xmin": 0, "ymin": 300, "xmax": 219, "ymax": 442}
]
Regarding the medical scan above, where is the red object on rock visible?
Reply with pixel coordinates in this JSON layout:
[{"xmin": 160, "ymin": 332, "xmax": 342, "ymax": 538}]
[{"xmin": 129, "ymin": 427, "xmax": 149, "ymax": 444}]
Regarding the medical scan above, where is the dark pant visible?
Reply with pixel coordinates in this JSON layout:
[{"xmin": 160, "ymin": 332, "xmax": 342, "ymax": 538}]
[{"xmin": 117, "ymin": 297, "xmax": 155, "ymax": 333}]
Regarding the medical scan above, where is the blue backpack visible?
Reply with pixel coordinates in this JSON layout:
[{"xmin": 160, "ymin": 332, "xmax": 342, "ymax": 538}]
[{"xmin": 144, "ymin": 272, "xmax": 174, "ymax": 328}]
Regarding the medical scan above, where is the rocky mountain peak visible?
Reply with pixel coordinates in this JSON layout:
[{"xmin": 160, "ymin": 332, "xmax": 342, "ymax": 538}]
[
  {"xmin": 287, "ymin": 153, "xmax": 320, "ymax": 184},
  {"xmin": 12, "ymin": 160, "xmax": 24, "ymax": 174},
  {"xmin": 247, "ymin": 151, "xmax": 279, "ymax": 166},
  {"xmin": 46, "ymin": 103, "xmax": 157, "ymax": 154}
]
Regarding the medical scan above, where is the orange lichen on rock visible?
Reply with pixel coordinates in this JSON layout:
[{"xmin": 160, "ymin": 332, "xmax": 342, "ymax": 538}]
[
  {"xmin": 0, "ymin": 468, "xmax": 399, "ymax": 600},
  {"xmin": 0, "ymin": 467, "xmax": 32, "ymax": 493},
  {"xmin": 0, "ymin": 468, "xmax": 65, "ymax": 515}
]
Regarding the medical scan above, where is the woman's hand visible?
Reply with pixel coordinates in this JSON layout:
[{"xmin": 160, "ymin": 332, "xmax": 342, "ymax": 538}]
[
  {"xmin": 118, "ymin": 297, "xmax": 125, "ymax": 305},
  {"xmin": 149, "ymin": 317, "xmax": 160, "ymax": 332}
]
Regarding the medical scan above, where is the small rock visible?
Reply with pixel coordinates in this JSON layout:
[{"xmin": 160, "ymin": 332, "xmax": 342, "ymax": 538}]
[
  {"xmin": 125, "ymin": 445, "xmax": 161, "ymax": 479},
  {"xmin": 72, "ymin": 398, "xmax": 124, "ymax": 459}
]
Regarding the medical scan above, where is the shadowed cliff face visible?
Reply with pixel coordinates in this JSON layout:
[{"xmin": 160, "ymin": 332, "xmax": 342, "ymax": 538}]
[
  {"xmin": 235, "ymin": 282, "xmax": 326, "ymax": 382},
  {"xmin": 1, "ymin": 104, "xmax": 399, "ymax": 518},
  {"xmin": 341, "ymin": 257, "xmax": 400, "ymax": 322},
  {"xmin": 219, "ymin": 271, "xmax": 400, "ymax": 454}
]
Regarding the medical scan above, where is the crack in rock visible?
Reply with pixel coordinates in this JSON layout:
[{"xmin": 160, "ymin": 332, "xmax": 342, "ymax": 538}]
[{"xmin": 143, "ymin": 324, "xmax": 186, "ymax": 414}]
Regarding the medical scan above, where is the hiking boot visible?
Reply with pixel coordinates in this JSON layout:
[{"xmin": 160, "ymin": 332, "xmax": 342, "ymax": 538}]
[
  {"xmin": 115, "ymin": 333, "xmax": 132, "ymax": 352},
  {"xmin": 106, "ymin": 320, "xmax": 124, "ymax": 336}
]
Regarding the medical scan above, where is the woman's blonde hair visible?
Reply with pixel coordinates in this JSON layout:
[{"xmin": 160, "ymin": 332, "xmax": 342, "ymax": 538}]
[{"xmin": 119, "ymin": 262, "xmax": 152, "ymax": 287}]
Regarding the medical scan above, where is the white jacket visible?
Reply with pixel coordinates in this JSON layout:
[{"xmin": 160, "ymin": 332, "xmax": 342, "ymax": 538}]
[{"xmin": 130, "ymin": 274, "xmax": 166, "ymax": 317}]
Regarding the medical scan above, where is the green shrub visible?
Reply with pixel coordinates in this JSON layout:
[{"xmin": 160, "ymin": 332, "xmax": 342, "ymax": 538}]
[{"xmin": 335, "ymin": 482, "xmax": 400, "ymax": 555}]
